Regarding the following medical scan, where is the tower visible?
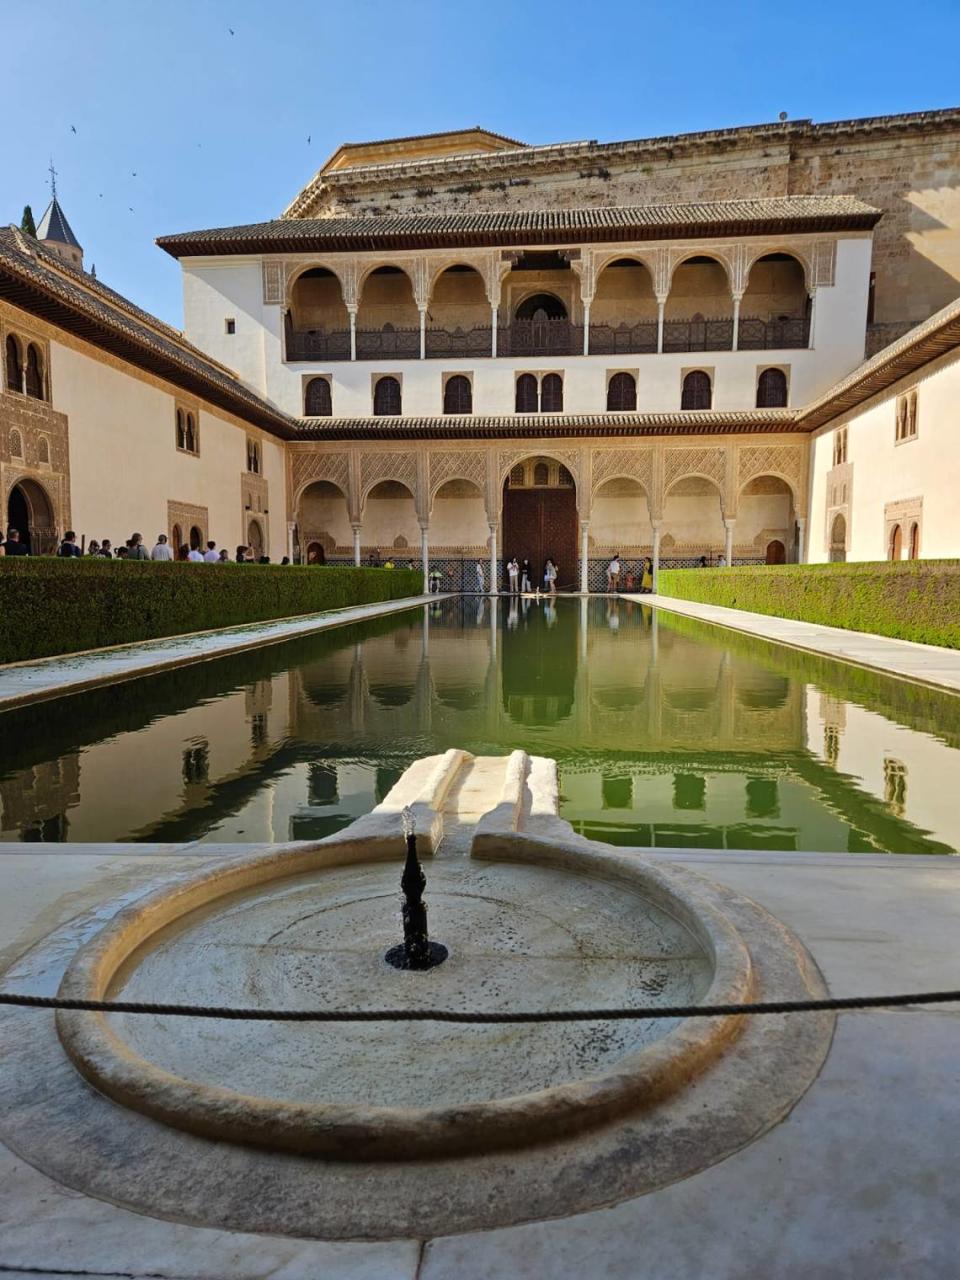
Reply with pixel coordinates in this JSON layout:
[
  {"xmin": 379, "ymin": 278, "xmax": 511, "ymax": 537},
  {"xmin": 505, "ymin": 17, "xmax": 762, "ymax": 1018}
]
[{"xmin": 35, "ymin": 162, "xmax": 83, "ymax": 269}]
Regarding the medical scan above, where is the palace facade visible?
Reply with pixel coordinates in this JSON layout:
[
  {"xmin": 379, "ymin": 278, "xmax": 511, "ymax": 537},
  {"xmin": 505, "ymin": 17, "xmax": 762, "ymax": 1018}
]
[{"xmin": 3, "ymin": 109, "xmax": 960, "ymax": 583}]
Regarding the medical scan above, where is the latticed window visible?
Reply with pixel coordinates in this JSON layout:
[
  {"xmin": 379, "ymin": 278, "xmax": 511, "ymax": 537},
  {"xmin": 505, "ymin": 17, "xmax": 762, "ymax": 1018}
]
[
  {"xmin": 9, "ymin": 428, "xmax": 23, "ymax": 458},
  {"xmin": 38, "ymin": 436, "xmax": 50, "ymax": 464},
  {"xmin": 25, "ymin": 344, "xmax": 43, "ymax": 399},
  {"xmin": 304, "ymin": 377, "xmax": 332, "ymax": 417},
  {"xmin": 541, "ymin": 373, "xmax": 563, "ymax": 413},
  {"xmin": 509, "ymin": 464, "xmax": 525, "ymax": 487},
  {"xmin": 606, "ymin": 372, "xmax": 637, "ymax": 412},
  {"xmin": 373, "ymin": 376, "xmax": 402, "ymax": 416},
  {"xmin": 681, "ymin": 370, "xmax": 711, "ymax": 410},
  {"xmin": 185, "ymin": 413, "xmax": 198, "ymax": 454},
  {"xmin": 443, "ymin": 375, "xmax": 472, "ymax": 415},
  {"xmin": 176, "ymin": 409, "xmax": 186, "ymax": 450},
  {"xmin": 515, "ymin": 373, "xmax": 538, "ymax": 413},
  {"xmin": 5, "ymin": 335, "xmax": 22, "ymax": 392},
  {"xmin": 533, "ymin": 462, "xmax": 550, "ymax": 486},
  {"xmin": 756, "ymin": 368, "xmax": 788, "ymax": 408},
  {"xmin": 558, "ymin": 465, "xmax": 574, "ymax": 487}
]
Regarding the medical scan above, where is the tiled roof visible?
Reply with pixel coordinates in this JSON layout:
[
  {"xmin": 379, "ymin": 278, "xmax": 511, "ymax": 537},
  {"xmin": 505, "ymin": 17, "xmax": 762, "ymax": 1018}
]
[
  {"xmin": 292, "ymin": 409, "xmax": 800, "ymax": 441},
  {"xmin": 158, "ymin": 196, "xmax": 881, "ymax": 258},
  {"xmin": 798, "ymin": 295, "xmax": 960, "ymax": 430},
  {"xmin": 0, "ymin": 227, "xmax": 294, "ymax": 438},
  {"xmin": 36, "ymin": 198, "xmax": 82, "ymax": 250}
]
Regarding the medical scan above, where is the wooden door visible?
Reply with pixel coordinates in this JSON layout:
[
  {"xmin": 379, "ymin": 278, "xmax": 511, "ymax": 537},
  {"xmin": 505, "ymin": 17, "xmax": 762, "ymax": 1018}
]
[{"xmin": 502, "ymin": 486, "xmax": 578, "ymax": 588}]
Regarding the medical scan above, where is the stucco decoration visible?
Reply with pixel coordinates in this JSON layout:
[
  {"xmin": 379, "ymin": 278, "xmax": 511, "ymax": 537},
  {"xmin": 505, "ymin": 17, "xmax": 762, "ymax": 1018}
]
[
  {"xmin": 737, "ymin": 444, "xmax": 805, "ymax": 504},
  {"xmin": 261, "ymin": 262, "xmax": 284, "ymax": 306},
  {"xmin": 428, "ymin": 450, "xmax": 488, "ymax": 505},
  {"xmin": 497, "ymin": 447, "xmax": 581, "ymax": 491},
  {"xmin": 167, "ymin": 500, "xmax": 209, "ymax": 546},
  {"xmin": 290, "ymin": 451, "xmax": 351, "ymax": 505},
  {"xmin": 663, "ymin": 446, "xmax": 727, "ymax": 494},
  {"xmin": 360, "ymin": 448, "xmax": 419, "ymax": 506},
  {"xmin": 813, "ymin": 241, "xmax": 838, "ymax": 288},
  {"xmin": 591, "ymin": 447, "xmax": 654, "ymax": 499}
]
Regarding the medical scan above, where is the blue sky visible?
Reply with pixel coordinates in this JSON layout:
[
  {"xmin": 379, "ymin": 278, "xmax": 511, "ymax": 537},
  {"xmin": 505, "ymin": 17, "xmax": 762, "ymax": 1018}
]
[{"xmin": 3, "ymin": 0, "xmax": 959, "ymax": 328}]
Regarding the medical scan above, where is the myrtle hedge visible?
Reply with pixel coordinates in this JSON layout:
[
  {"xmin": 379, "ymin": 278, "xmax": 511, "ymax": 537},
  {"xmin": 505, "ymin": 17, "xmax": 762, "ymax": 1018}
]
[
  {"xmin": 657, "ymin": 560, "xmax": 960, "ymax": 649},
  {"xmin": 0, "ymin": 559, "xmax": 422, "ymax": 663}
]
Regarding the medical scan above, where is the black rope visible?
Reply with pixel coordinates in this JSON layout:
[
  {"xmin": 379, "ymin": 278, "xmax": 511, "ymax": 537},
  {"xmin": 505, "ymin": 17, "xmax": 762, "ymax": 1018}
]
[{"xmin": 1, "ymin": 989, "xmax": 958, "ymax": 1023}]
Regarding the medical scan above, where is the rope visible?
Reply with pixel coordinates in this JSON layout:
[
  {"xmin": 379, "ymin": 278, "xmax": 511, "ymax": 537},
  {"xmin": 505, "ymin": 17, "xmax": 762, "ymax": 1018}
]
[{"xmin": 1, "ymin": 988, "xmax": 958, "ymax": 1023}]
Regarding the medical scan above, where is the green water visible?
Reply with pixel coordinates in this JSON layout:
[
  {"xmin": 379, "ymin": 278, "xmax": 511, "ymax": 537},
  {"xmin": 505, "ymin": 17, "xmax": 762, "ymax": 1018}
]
[{"xmin": 1, "ymin": 597, "xmax": 958, "ymax": 853}]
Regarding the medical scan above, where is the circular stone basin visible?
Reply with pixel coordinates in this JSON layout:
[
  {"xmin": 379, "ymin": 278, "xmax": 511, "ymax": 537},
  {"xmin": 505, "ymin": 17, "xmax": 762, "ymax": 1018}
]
[{"xmin": 56, "ymin": 842, "xmax": 754, "ymax": 1159}]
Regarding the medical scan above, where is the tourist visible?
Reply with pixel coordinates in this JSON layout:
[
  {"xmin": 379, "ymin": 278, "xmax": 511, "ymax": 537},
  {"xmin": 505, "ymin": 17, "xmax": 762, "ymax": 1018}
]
[
  {"xmin": 178, "ymin": 544, "xmax": 191, "ymax": 561},
  {"xmin": 258, "ymin": 555, "xmax": 270, "ymax": 564},
  {"xmin": 151, "ymin": 534, "xmax": 173, "ymax": 562},
  {"xmin": 3, "ymin": 528, "xmax": 28, "ymax": 556},
  {"xmin": 429, "ymin": 567, "xmax": 442, "ymax": 592},
  {"xmin": 717, "ymin": 553, "xmax": 727, "ymax": 568},
  {"xmin": 127, "ymin": 533, "xmax": 149, "ymax": 562},
  {"xmin": 642, "ymin": 556, "xmax": 654, "ymax": 593},
  {"xmin": 606, "ymin": 553, "xmax": 621, "ymax": 592},
  {"xmin": 475, "ymin": 560, "xmax": 485, "ymax": 592},
  {"xmin": 698, "ymin": 555, "xmax": 708, "ymax": 568},
  {"xmin": 116, "ymin": 545, "xmax": 129, "ymax": 559},
  {"xmin": 384, "ymin": 558, "xmax": 395, "ymax": 569},
  {"xmin": 280, "ymin": 556, "xmax": 290, "ymax": 565},
  {"xmin": 235, "ymin": 545, "xmax": 247, "ymax": 563},
  {"xmin": 99, "ymin": 539, "xmax": 113, "ymax": 558},
  {"xmin": 520, "ymin": 558, "xmax": 532, "ymax": 592},
  {"xmin": 544, "ymin": 558, "xmax": 558, "ymax": 595},
  {"xmin": 508, "ymin": 557, "xmax": 520, "ymax": 593},
  {"xmin": 218, "ymin": 549, "xmax": 231, "ymax": 563},
  {"xmin": 57, "ymin": 530, "xmax": 81, "ymax": 557},
  {"xmin": 87, "ymin": 540, "xmax": 100, "ymax": 557},
  {"xmin": 187, "ymin": 544, "xmax": 205, "ymax": 563},
  {"xmin": 203, "ymin": 540, "xmax": 219, "ymax": 563}
]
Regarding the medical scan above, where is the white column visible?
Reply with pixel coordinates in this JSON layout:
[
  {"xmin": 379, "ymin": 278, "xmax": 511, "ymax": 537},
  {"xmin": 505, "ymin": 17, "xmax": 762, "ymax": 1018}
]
[
  {"xmin": 286, "ymin": 522, "xmax": 296, "ymax": 562},
  {"xmin": 731, "ymin": 295, "xmax": 742, "ymax": 351},
  {"xmin": 488, "ymin": 523, "xmax": 498, "ymax": 596},
  {"xmin": 656, "ymin": 299, "xmax": 666, "ymax": 353},
  {"xmin": 420, "ymin": 524, "xmax": 429, "ymax": 595},
  {"xmin": 796, "ymin": 516, "xmax": 807, "ymax": 564},
  {"xmin": 807, "ymin": 290, "xmax": 817, "ymax": 349},
  {"xmin": 652, "ymin": 522, "xmax": 662, "ymax": 591},
  {"xmin": 352, "ymin": 523, "xmax": 361, "ymax": 566},
  {"xmin": 348, "ymin": 308, "xmax": 357, "ymax": 362},
  {"xmin": 579, "ymin": 521, "xmax": 590, "ymax": 594},
  {"xmin": 582, "ymin": 303, "xmax": 591, "ymax": 355},
  {"xmin": 419, "ymin": 306, "xmax": 427, "ymax": 360},
  {"xmin": 724, "ymin": 519, "xmax": 735, "ymax": 566},
  {"xmin": 491, "ymin": 306, "xmax": 498, "ymax": 357}
]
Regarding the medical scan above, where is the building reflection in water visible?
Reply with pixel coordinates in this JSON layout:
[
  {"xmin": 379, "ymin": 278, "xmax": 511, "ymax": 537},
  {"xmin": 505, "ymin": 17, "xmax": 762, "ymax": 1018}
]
[{"xmin": 1, "ymin": 598, "xmax": 959, "ymax": 854}]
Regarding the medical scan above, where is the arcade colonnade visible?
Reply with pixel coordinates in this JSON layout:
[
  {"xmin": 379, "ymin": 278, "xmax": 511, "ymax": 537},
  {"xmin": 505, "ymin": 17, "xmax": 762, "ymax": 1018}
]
[{"xmin": 288, "ymin": 436, "xmax": 808, "ymax": 591}]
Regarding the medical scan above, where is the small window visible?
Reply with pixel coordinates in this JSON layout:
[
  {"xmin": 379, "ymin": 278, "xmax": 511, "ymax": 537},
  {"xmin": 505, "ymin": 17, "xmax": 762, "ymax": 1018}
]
[
  {"xmin": 304, "ymin": 377, "xmax": 332, "ymax": 416},
  {"xmin": 606, "ymin": 372, "xmax": 637, "ymax": 412},
  {"xmin": 225, "ymin": 318, "xmax": 236, "ymax": 335},
  {"xmin": 509, "ymin": 463, "xmax": 525, "ymax": 487},
  {"xmin": 9, "ymin": 428, "xmax": 23, "ymax": 458},
  {"xmin": 558, "ymin": 465, "xmax": 574, "ymax": 488},
  {"xmin": 895, "ymin": 390, "xmax": 918, "ymax": 442},
  {"xmin": 185, "ymin": 413, "xmax": 197, "ymax": 454},
  {"xmin": 177, "ymin": 408, "xmax": 199, "ymax": 455},
  {"xmin": 176, "ymin": 408, "xmax": 186, "ymax": 450},
  {"xmin": 533, "ymin": 462, "xmax": 550, "ymax": 486},
  {"xmin": 38, "ymin": 436, "xmax": 50, "ymax": 464},
  {"xmin": 373, "ymin": 375, "xmax": 402, "ymax": 416},
  {"xmin": 515, "ymin": 373, "xmax": 538, "ymax": 414},
  {"xmin": 5, "ymin": 335, "xmax": 22, "ymax": 392},
  {"xmin": 832, "ymin": 427, "xmax": 848, "ymax": 467},
  {"xmin": 443, "ymin": 374, "xmax": 472, "ymax": 415},
  {"xmin": 247, "ymin": 439, "xmax": 261, "ymax": 474},
  {"xmin": 25, "ymin": 344, "xmax": 44, "ymax": 399},
  {"xmin": 681, "ymin": 370, "xmax": 712, "ymax": 410},
  {"xmin": 541, "ymin": 373, "xmax": 563, "ymax": 413},
  {"xmin": 756, "ymin": 368, "xmax": 788, "ymax": 408}
]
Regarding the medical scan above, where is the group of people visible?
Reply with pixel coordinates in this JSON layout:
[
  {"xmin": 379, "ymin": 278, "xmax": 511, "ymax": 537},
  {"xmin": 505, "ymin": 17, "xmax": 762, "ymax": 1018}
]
[
  {"xmin": 502, "ymin": 557, "xmax": 558, "ymax": 594},
  {"xmin": 1, "ymin": 528, "xmax": 290, "ymax": 564},
  {"xmin": 605, "ymin": 554, "xmax": 654, "ymax": 593}
]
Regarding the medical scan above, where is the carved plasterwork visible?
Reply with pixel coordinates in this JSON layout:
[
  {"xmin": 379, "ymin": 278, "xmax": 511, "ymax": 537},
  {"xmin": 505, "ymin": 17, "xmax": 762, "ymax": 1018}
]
[
  {"xmin": 737, "ymin": 444, "xmax": 805, "ymax": 505},
  {"xmin": 262, "ymin": 262, "xmax": 284, "ymax": 306},
  {"xmin": 290, "ymin": 450, "xmax": 351, "ymax": 505},
  {"xmin": 167, "ymin": 500, "xmax": 209, "ymax": 545},
  {"xmin": 359, "ymin": 449, "xmax": 419, "ymax": 506},
  {"xmin": 663, "ymin": 445, "xmax": 727, "ymax": 493},
  {"xmin": 813, "ymin": 241, "xmax": 837, "ymax": 288},
  {"xmin": 428, "ymin": 450, "xmax": 488, "ymax": 504},
  {"xmin": 668, "ymin": 245, "xmax": 737, "ymax": 291},
  {"xmin": 497, "ymin": 446, "xmax": 581, "ymax": 490},
  {"xmin": 591, "ymin": 447, "xmax": 654, "ymax": 498}
]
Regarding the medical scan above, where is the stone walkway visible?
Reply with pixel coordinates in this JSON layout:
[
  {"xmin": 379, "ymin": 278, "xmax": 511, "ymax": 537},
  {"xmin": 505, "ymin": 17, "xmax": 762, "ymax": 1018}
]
[
  {"xmin": 631, "ymin": 592, "xmax": 960, "ymax": 692},
  {"xmin": 0, "ymin": 594, "xmax": 437, "ymax": 709}
]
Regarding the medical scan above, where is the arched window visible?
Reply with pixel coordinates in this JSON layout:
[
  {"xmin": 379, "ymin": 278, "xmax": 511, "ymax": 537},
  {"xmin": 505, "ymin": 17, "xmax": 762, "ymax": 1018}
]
[
  {"xmin": 443, "ymin": 375, "xmax": 472, "ymax": 415},
  {"xmin": 38, "ymin": 436, "xmax": 50, "ymax": 464},
  {"xmin": 171, "ymin": 524, "xmax": 183, "ymax": 553},
  {"xmin": 888, "ymin": 523, "xmax": 902, "ymax": 561},
  {"xmin": 373, "ymin": 376, "xmax": 401, "ymax": 416},
  {"xmin": 756, "ymin": 368, "xmax": 788, "ymax": 408},
  {"xmin": 515, "ymin": 373, "xmax": 538, "ymax": 414},
  {"xmin": 185, "ymin": 413, "xmax": 197, "ymax": 453},
  {"xmin": 5, "ymin": 335, "xmax": 22, "ymax": 393},
  {"xmin": 533, "ymin": 462, "xmax": 550, "ymax": 486},
  {"xmin": 509, "ymin": 463, "xmax": 525, "ymax": 487},
  {"xmin": 909, "ymin": 521, "xmax": 920, "ymax": 560},
  {"xmin": 9, "ymin": 428, "xmax": 23, "ymax": 458},
  {"xmin": 304, "ymin": 377, "xmax": 332, "ymax": 417},
  {"xmin": 541, "ymin": 373, "xmax": 563, "ymax": 412},
  {"xmin": 246, "ymin": 440, "xmax": 261, "ymax": 474},
  {"xmin": 176, "ymin": 409, "xmax": 186, "ymax": 450},
  {"xmin": 515, "ymin": 293, "xmax": 567, "ymax": 321},
  {"xmin": 558, "ymin": 465, "xmax": 574, "ymax": 487},
  {"xmin": 606, "ymin": 372, "xmax": 637, "ymax": 411},
  {"xmin": 25, "ymin": 344, "xmax": 43, "ymax": 399},
  {"xmin": 189, "ymin": 525, "xmax": 203, "ymax": 550},
  {"xmin": 681, "ymin": 370, "xmax": 712, "ymax": 410}
]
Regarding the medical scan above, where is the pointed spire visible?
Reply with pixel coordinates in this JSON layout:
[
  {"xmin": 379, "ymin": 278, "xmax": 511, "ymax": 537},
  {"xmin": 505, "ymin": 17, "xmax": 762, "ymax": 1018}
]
[{"xmin": 36, "ymin": 169, "xmax": 83, "ymax": 269}]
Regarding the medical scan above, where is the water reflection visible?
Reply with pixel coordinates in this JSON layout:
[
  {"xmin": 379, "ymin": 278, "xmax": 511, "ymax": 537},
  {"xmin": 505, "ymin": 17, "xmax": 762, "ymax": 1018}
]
[{"xmin": 1, "ymin": 598, "xmax": 959, "ymax": 854}]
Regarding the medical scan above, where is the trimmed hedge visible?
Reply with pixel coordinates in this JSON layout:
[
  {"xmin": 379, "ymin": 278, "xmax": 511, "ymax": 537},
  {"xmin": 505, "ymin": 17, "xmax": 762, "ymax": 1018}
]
[
  {"xmin": 0, "ymin": 560, "xmax": 422, "ymax": 664},
  {"xmin": 658, "ymin": 560, "xmax": 960, "ymax": 649}
]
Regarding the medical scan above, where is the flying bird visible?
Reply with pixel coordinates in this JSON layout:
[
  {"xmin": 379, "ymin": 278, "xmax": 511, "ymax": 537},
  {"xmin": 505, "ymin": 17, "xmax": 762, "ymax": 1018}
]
[
  {"xmin": 128, "ymin": 207, "xmax": 135, "ymax": 213},
  {"xmin": 228, "ymin": 26, "xmax": 235, "ymax": 34},
  {"xmin": 307, "ymin": 135, "xmax": 311, "ymax": 145},
  {"xmin": 132, "ymin": 171, "xmax": 137, "ymax": 177},
  {"xmin": 70, "ymin": 125, "xmax": 77, "ymax": 134}
]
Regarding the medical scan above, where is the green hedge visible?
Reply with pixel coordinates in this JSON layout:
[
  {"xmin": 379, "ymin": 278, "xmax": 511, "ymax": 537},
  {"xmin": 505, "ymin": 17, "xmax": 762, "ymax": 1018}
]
[
  {"xmin": 0, "ymin": 560, "xmax": 422, "ymax": 664},
  {"xmin": 657, "ymin": 560, "xmax": 960, "ymax": 649}
]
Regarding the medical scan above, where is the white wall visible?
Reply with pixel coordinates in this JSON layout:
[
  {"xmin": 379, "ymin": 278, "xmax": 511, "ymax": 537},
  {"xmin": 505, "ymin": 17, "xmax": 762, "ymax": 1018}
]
[{"xmin": 807, "ymin": 349, "xmax": 960, "ymax": 562}]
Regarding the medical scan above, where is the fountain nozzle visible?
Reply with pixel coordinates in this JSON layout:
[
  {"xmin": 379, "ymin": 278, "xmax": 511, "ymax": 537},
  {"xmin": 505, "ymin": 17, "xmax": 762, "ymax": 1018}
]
[{"xmin": 384, "ymin": 807, "xmax": 448, "ymax": 971}]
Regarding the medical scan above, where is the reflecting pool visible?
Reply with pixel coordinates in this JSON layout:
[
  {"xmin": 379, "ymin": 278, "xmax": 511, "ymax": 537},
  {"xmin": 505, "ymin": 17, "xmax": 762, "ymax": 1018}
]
[{"xmin": 2, "ymin": 597, "xmax": 959, "ymax": 853}]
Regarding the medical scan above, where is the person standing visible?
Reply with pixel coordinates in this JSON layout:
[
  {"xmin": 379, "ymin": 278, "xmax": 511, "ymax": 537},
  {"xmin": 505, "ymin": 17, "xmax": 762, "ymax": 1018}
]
[
  {"xmin": 203, "ymin": 540, "xmax": 219, "ymax": 563},
  {"xmin": 606, "ymin": 553, "xmax": 621, "ymax": 592},
  {"xmin": 235, "ymin": 545, "xmax": 247, "ymax": 563},
  {"xmin": 151, "ymin": 534, "xmax": 173, "ymax": 562},
  {"xmin": 520, "ymin": 559, "xmax": 532, "ymax": 592},
  {"xmin": 544, "ymin": 558, "xmax": 558, "ymax": 595},
  {"xmin": 642, "ymin": 556, "xmax": 654, "ymax": 593},
  {"xmin": 99, "ymin": 539, "xmax": 113, "ymax": 558},
  {"xmin": 3, "ymin": 528, "xmax": 27, "ymax": 556},
  {"xmin": 127, "ymin": 533, "xmax": 149, "ymax": 561},
  {"xmin": 717, "ymin": 553, "xmax": 726, "ymax": 568},
  {"xmin": 475, "ymin": 560, "xmax": 485, "ymax": 593},
  {"xmin": 57, "ymin": 531, "xmax": 81, "ymax": 557},
  {"xmin": 187, "ymin": 545, "xmax": 205, "ymax": 563},
  {"xmin": 218, "ymin": 549, "xmax": 231, "ymax": 563},
  {"xmin": 507, "ymin": 557, "xmax": 520, "ymax": 594}
]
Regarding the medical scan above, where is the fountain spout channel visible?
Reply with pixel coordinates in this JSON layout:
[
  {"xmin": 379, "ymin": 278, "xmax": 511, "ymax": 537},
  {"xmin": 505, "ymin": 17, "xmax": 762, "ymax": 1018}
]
[{"xmin": 384, "ymin": 807, "xmax": 448, "ymax": 971}]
